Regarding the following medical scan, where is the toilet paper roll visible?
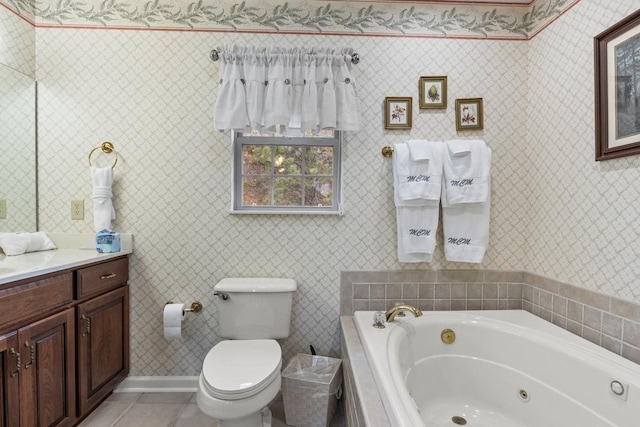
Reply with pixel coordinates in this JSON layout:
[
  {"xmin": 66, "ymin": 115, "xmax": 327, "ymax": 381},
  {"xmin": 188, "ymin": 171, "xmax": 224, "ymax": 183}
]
[{"xmin": 163, "ymin": 303, "xmax": 185, "ymax": 339}]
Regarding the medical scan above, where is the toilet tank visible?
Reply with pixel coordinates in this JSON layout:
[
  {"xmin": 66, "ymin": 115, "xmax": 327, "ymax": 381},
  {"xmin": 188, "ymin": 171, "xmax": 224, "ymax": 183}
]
[{"xmin": 214, "ymin": 278, "xmax": 297, "ymax": 339}]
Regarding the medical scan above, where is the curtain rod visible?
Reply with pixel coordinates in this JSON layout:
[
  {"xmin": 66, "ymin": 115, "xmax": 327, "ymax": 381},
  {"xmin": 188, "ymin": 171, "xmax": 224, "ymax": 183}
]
[{"xmin": 209, "ymin": 49, "xmax": 360, "ymax": 64}]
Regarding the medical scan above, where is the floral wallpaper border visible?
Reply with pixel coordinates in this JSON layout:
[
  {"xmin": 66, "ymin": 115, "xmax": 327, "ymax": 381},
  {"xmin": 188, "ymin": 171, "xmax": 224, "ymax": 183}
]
[{"xmin": 3, "ymin": 0, "xmax": 579, "ymax": 39}]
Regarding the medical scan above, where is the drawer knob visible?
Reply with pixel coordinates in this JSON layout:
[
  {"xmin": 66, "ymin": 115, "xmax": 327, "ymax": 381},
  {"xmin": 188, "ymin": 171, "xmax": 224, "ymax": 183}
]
[{"xmin": 100, "ymin": 273, "xmax": 117, "ymax": 280}]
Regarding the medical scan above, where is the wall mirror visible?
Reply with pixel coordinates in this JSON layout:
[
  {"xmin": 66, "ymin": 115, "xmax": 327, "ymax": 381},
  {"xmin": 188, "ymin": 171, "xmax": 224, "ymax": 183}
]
[{"xmin": 0, "ymin": 63, "xmax": 38, "ymax": 232}]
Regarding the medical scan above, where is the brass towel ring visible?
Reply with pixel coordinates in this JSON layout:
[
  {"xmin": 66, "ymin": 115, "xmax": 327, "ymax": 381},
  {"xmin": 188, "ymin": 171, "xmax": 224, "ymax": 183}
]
[{"xmin": 88, "ymin": 141, "xmax": 118, "ymax": 168}]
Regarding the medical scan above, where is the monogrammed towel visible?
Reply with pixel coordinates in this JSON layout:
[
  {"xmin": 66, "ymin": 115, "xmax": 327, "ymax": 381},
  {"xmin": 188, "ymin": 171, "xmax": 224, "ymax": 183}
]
[
  {"xmin": 441, "ymin": 143, "xmax": 491, "ymax": 263},
  {"xmin": 392, "ymin": 142, "xmax": 439, "ymax": 263},
  {"xmin": 442, "ymin": 139, "xmax": 490, "ymax": 204}
]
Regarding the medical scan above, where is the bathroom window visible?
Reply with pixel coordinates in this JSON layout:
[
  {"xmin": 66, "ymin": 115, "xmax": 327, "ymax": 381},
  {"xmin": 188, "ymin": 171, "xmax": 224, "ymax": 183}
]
[{"xmin": 231, "ymin": 129, "xmax": 343, "ymax": 215}]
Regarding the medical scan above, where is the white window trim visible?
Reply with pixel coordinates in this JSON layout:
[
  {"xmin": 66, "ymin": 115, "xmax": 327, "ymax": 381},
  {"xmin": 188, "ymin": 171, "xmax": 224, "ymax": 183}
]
[{"xmin": 229, "ymin": 131, "xmax": 344, "ymax": 215}]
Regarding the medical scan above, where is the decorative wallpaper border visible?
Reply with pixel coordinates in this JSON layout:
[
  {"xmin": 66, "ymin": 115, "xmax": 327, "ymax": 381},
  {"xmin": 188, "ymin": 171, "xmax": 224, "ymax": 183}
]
[{"xmin": 3, "ymin": 0, "xmax": 579, "ymax": 39}]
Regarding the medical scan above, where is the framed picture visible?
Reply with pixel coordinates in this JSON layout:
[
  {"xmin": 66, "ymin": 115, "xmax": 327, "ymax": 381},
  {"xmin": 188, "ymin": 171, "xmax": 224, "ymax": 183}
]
[
  {"xmin": 594, "ymin": 9, "xmax": 640, "ymax": 161},
  {"xmin": 455, "ymin": 98, "xmax": 483, "ymax": 131},
  {"xmin": 419, "ymin": 76, "xmax": 447, "ymax": 109},
  {"xmin": 384, "ymin": 97, "xmax": 412, "ymax": 129}
]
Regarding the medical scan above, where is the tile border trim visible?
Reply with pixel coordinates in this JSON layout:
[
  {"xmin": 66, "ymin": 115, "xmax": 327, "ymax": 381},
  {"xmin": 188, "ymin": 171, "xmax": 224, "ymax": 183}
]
[{"xmin": 340, "ymin": 269, "xmax": 640, "ymax": 365}]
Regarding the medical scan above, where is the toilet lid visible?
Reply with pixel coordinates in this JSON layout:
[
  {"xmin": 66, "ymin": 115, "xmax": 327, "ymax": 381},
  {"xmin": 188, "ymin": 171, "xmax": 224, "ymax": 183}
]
[{"xmin": 202, "ymin": 339, "xmax": 282, "ymax": 400}]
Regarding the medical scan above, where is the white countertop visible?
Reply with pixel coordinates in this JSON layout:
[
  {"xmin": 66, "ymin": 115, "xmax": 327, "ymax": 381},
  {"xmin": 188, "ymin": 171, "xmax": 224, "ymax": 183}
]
[{"xmin": 0, "ymin": 233, "xmax": 133, "ymax": 285}]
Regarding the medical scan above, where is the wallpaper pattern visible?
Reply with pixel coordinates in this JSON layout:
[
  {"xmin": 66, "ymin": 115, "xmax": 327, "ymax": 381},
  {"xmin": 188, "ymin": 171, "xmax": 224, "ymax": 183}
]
[
  {"xmin": 2, "ymin": 0, "xmax": 638, "ymax": 378},
  {"xmin": 4, "ymin": 0, "xmax": 578, "ymax": 39}
]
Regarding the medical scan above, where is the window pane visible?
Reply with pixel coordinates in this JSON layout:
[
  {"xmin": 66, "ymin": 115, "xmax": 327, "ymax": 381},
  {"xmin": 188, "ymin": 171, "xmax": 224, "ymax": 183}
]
[
  {"xmin": 274, "ymin": 177, "xmax": 302, "ymax": 206},
  {"xmin": 305, "ymin": 178, "xmax": 333, "ymax": 206},
  {"xmin": 243, "ymin": 177, "xmax": 272, "ymax": 206},
  {"xmin": 305, "ymin": 146, "xmax": 333, "ymax": 175},
  {"xmin": 243, "ymin": 145, "xmax": 272, "ymax": 174},
  {"xmin": 274, "ymin": 146, "xmax": 302, "ymax": 175}
]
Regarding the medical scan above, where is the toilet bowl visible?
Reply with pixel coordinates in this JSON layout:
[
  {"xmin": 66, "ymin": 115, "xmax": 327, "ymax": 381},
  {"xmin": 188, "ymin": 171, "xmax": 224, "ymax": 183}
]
[
  {"xmin": 197, "ymin": 278, "xmax": 296, "ymax": 427},
  {"xmin": 196, "ymin": 340, "xmax": 282, "ymax": 427}
]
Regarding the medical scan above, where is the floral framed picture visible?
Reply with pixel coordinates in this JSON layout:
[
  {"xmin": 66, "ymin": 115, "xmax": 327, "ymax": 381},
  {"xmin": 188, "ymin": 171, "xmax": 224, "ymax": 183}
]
[
  {"xmin": 455, "ymin": 98, "xmax": 483, "ymax": 131},
  {"xmin": 419, "ymin": 76, "xmax": 447, "ymax": 109},
  {"xmin": 594, "ymin": 8, "xmax": 640, "ymax": 161},
  {"xmin": 384, "ymin": 97, "xmax": 412, "ymax": 129}
]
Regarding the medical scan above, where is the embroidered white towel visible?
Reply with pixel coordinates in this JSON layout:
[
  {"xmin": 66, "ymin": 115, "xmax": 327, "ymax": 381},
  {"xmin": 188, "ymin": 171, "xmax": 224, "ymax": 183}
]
[
  {"xmin": 393, "ymin": 143, "xmax": 439, "ymax": 263},
  {"xmin": 395, "ymin": 141, "xmax": 442, "ymax": 202},
  {"xmin": 91, "ymin": 166, "xmax": 116, "ymax": 232},
  {"xmin": 0, "ymin": 232, "xmax": 56, "ymax": 256},
  {"xmin": 441, "ymin": 145, "xmax": 492, "ymax": 263},
  {"xmin": 442, "ymin": 139, "xmax": 491, "ymax": 204}
]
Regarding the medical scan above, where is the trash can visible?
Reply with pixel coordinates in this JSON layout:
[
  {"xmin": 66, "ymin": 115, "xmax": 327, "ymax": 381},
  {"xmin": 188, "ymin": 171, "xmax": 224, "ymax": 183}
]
[{"xmin": 281, "ymin": 353, "xmax": 343, "ymax": 427}]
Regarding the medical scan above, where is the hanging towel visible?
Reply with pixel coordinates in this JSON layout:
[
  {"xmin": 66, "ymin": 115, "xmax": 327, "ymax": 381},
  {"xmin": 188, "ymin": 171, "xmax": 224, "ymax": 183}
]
[
  {"xmin": 442, "ymin": 139, "xmax": 491, "ymax": 204},
  {"xmin": 91, "ymin": 166, "xmax": 116, "ymax": 232},
  {"xmin": 392, "ymin": 143, "xmax": 440, "ymax": 263},
  {"xmin": 441, "ymin": 142, "xmax": 492, "ymax": 263},
  {"xmin": 396, "ymin": 140, "xmax": 443, "ymax": 202}
]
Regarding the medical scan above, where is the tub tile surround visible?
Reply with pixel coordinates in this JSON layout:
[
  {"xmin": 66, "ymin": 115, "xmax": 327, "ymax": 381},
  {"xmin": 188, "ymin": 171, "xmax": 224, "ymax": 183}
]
[{"xmin": 341, "ymin": 270, "xmax": 640, "ymax": 365}]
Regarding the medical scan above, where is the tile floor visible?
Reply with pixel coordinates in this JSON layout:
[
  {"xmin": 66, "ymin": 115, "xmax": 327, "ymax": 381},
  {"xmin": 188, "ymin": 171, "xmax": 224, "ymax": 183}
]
[{"xmin": 79, "ymin": 392, "xmax": 345, "ymax": 427}]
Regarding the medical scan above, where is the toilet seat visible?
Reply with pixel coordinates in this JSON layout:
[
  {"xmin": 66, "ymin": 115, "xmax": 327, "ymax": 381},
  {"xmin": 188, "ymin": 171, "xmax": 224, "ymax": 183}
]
[{"xmin": 202, "ymin": 339, "xmax": 282, "ymax": 401}]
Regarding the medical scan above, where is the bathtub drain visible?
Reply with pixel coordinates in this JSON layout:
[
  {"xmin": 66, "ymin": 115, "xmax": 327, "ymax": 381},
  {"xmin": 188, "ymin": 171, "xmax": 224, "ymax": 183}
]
[{"xmin": 452, "ymin": 416, "xmax": 467, "ymax": 425}]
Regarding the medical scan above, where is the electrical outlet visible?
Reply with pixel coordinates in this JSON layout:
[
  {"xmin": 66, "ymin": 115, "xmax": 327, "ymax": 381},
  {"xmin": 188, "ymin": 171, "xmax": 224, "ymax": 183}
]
[
  {"xmin": 0, "ymin": 199, "xmax": 6, "ymax": 219},
  {"xmin": 71, "ymin": 200, "xmax": 84, "ymax": 220}
]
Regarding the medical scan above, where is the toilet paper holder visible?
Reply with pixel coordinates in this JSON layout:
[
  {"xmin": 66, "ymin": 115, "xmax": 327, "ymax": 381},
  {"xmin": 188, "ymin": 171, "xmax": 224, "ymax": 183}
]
[{"xmin": 165, "ymin": 301, "xmax": 203, "ymax": 314}]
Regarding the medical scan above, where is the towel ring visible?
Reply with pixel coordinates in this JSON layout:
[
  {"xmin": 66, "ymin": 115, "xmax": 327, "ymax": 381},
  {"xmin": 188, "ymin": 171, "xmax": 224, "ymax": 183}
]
[{"xmin": 88, "ymin": 141, "xmax": 118, "ymax": 168}]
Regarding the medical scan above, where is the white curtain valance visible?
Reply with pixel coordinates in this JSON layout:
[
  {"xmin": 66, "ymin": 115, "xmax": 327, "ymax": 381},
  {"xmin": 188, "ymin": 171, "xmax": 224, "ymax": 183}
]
[{"xmin": 214, "ymin": 45, "xmax": 359, "ymax": 132}]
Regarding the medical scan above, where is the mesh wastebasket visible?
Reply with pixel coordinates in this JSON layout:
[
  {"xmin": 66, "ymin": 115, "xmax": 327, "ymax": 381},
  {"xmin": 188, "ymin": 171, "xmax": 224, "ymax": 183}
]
[{"xmin": 281, "ymin": 354, "xmax": 343, "ymax": 427}]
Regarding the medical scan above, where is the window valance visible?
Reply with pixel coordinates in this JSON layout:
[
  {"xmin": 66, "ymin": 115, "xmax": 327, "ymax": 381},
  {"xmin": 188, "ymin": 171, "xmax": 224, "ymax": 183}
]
[{"xmin": 214, "ymin": 45, "xmax": 360, "ymax": 132}]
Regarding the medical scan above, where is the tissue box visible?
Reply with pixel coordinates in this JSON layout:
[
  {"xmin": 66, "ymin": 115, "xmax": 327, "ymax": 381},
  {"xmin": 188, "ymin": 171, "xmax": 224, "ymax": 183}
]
[{"xmin": 96, "ymin": 230, "xmax": 121, "ymax": 253}]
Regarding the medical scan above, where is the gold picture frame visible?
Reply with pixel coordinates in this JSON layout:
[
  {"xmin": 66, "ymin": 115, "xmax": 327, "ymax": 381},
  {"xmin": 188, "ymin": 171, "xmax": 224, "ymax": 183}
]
[
  {"xmin": 384, "ymin": 97, "xmax": 412, "ymax": 129},
  {"xmin": 419, "ymin": 76, "xmax": 447, "ymax": 109},
  {"xmin": 455, "ymin": 98, "xmax": 483, "ymax": 131}
]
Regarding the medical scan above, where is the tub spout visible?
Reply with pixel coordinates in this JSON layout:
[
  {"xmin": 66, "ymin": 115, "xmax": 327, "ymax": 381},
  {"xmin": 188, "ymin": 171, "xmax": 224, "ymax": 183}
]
[{"xmin": 385, "ymin": 305, "xmax": 423, "ymax": 322}]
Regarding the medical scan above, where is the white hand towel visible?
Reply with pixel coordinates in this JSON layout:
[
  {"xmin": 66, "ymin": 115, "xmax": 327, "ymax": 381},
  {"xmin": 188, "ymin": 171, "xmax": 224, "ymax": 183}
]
[
  {"xmin": 392, "ymin": 142, "xmax": 439, "ymax": 263},
  {"xmin": 441, "ymin": 147, "xmax": 492, "ymax": 263},
  {"xmin": 442, "ymin": 139, "xmax": 491, "ymax": 204},
  {"xmin": 91, "ymin": 166, "xmax": 116, "ymax": 232},
  {"xmin": 0, "ymin": 232, "xmax": 56, "ymax": 256},
  {"xmin": 394, "ymin": 142, "xmax": 442, "ymax": 203},
  {"xmin": 396, "ymin": 206, "xmax": 436, "ymax": 263},
  {"xmin": 406, "ymin": 139, "xmax": 435, "ymax": 161}
]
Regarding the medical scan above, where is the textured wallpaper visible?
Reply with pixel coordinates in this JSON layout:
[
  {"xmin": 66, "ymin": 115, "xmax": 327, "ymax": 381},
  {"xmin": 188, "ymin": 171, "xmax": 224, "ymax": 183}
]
[
  {"xmin": 36, "ymin": 29, "xmax": 528, "ymax": 375},
  {"xmin": 0, "ymin": 4, "xmax": 35, "ymax": 76},
  {"xmin": 525, "ymin": 0, "xmax": 640, "ymax": 302},
  {"xmin": 16, "ymin": 0, "xmax": 640, "ymax": 377}
]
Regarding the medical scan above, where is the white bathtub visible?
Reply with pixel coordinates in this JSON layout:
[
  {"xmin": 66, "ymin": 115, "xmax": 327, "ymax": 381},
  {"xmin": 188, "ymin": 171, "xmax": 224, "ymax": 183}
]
[{"xmin": 353, "ymin": 310, "xmax": 640, "ymax": 427}]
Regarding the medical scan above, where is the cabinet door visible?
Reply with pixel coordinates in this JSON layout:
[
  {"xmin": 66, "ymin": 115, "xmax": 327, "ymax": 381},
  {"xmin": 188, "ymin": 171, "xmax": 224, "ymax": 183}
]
[
  {"xmin": 0, "ymin": 333, "xmax": 20, "ymax": 427},
  {"xmin": 77, "ymin": 286, "xmax": 129, "ymax": 417},
  {"xmin": 19, "ymin": 308, "xmax": 75, "ymax": 427}
]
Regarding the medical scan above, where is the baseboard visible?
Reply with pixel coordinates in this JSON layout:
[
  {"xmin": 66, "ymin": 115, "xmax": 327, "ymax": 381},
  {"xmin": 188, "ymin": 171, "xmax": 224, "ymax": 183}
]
[{"xmin": 114, "ymin": 376, "xmax": 199, "ymax": 393}]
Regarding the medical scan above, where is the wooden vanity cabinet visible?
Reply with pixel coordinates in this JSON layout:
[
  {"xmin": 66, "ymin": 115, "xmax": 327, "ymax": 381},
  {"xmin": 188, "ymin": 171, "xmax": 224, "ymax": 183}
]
[
  {"xmin": 0, "ymin": 332, "xmax": 20, "ymax": 427},
  {"xmin": 76, "ymin": 286, "xmax": 129, "ymax": 416},
  {"xmin": 0, "ymin": 255, "xmax": 129, "ymax": 427}
]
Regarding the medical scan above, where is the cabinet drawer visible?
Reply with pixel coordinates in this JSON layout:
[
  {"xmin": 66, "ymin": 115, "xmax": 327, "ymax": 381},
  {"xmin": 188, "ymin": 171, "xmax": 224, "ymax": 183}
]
[
  {"xmin": 0, "ymin": 273, "xmax": 73, "ymax": 332},
  {"xmin": 76, "ymin": 257, "xmax": 128, "ymax": 300}
]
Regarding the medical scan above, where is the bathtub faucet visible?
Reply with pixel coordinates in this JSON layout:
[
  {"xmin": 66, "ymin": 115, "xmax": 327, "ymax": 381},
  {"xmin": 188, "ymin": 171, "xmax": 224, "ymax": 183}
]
[{"xmin": 385, "ymin": 305, "xmax": 423, "ymax": 322}]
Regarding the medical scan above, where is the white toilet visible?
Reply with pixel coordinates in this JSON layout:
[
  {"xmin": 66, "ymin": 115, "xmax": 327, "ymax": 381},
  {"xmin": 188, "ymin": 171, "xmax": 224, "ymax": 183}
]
[{"xmin": 196, "ymin": 278, "xmax": 297, "ymax": 427}]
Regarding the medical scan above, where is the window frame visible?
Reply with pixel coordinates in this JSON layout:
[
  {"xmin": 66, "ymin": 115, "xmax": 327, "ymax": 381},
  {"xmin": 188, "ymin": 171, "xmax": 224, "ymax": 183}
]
[{"xmin": 231, "ymin": 131, "xmax": 344, "ymax": 215}]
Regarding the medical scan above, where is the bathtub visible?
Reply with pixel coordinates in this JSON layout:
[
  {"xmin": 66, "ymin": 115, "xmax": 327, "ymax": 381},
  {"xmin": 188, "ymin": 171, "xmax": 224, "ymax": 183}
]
[{"xmin": 353, "ymin": 310, "xmax": 640, "ymax": 427}]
